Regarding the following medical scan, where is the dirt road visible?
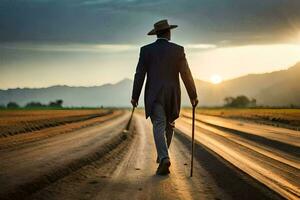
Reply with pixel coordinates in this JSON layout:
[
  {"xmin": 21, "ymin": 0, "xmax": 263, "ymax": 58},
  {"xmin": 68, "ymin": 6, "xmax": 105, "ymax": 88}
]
[
  {"xmin": 0, "ymin": 111, "xmax": 129, "ymax": 199},
  {"xmin": 179, "ymin": 111, "xmax": 300, "ymax": 200},
  {"xmin": 0, "ymin": 110, "xmax": 296, "ymax": 199}
]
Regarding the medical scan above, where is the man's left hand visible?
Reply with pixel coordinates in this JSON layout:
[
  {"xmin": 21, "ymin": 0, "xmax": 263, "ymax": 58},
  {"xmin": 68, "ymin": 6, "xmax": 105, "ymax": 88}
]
[{"xmin": 131, "ymin": 99, "xmax": 138, "ymax": 107}]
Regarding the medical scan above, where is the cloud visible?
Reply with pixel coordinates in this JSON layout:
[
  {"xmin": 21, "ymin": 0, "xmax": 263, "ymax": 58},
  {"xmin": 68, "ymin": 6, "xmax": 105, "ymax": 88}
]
[
  {"xmin": 0, "ymin": 43, "xmax": 139, "ymax": 53},
  {"xmin": 186, "ymin": 44, "xmax": 216, "ymax": 50},
  {"xmin": 0, "ymin": 42, "xmax": 217, "ymax": 54},
  {"xmin": 0, "ymin": 0, "xmax": 299, "ymax": 45}
]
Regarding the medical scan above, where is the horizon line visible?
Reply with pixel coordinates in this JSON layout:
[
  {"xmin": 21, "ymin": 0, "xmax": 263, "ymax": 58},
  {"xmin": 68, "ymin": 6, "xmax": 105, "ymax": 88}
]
[{"xmin": 0, "ymin": 61, "xmax": 298, "ymax": 90}]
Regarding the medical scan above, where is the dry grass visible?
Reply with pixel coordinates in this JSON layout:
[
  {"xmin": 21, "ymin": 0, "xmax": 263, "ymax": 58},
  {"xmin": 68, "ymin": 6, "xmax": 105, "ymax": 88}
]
[
  {"xmin": 0, "ymin": 110, "xmax": 122, "ymax": 149},
  {"xmin": 196, "ymin": 108, "xmax": 300, "ymax": 128},
  {"xmin": 0, "ymin": 109, "xmax": 111, "ymax": 137}
]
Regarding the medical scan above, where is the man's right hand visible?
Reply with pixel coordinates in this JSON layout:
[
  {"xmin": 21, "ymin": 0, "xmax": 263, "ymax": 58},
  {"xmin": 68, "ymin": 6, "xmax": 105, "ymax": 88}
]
[
  {"xmin": 191, "ymin": 98, "xmax": 198, "ymax": 107},
  {"xmin": 131, "ymin": 99, "xmax": 138, "ymax": 107}
]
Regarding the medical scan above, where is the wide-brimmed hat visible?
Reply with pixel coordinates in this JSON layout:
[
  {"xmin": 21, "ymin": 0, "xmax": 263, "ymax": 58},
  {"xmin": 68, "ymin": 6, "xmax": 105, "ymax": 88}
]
[{"xmin": 147, "ymin": 19, "xmax": 178, "ymax": 35}]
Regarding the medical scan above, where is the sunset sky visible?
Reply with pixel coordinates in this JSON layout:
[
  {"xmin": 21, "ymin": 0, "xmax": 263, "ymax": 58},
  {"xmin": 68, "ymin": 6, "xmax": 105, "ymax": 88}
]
[{"xmin": 1, "ymin": 0, "xmax": 300, "ymax": 89}]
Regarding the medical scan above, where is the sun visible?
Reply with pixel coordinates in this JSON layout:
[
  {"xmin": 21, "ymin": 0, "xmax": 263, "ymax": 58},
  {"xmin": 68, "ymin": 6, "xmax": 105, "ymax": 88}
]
[{"xmin": 210, "ymin": 74, "xmax": 223, "ymax": 84}]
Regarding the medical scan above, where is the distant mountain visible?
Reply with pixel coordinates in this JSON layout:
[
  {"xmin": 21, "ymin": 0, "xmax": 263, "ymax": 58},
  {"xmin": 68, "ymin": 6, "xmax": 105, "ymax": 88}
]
[
  {"xmin": 0, "ymin": 79, "xmax": 133, "ymax": 107},
  {"xmin": 0, "ymin": 63, "xmax": 299, "ymax": 107},
  {"xmin": 193, "ymin": 62, "xmax": 300, "ymax": 106}
]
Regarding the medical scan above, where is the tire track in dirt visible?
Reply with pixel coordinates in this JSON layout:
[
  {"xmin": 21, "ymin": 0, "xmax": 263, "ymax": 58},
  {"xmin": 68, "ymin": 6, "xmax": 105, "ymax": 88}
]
[
  {"xmin": 2, "ymin": 111, "xmax": 286, "ymax": 200},
  {"xmin": 29, "ymin": 114, "xmax": 227, "ymax": 200},
  {"xmin": 90, "ymin": 113, "xmax": 224, "ymax": 200},
  {"xmin": 0, "ymin": 110, "xmax": 122, "ymax": 150},
  {"xmin": 0, "ymin": 111, "xmax": 130, "ymax": 200},
  {"xmin": 174, "ymin": 128, "xmax": 284, "ymax": 200},
  {"xmin": 177, "ymin": 115, "xmax": 295, "ymax": 199}
]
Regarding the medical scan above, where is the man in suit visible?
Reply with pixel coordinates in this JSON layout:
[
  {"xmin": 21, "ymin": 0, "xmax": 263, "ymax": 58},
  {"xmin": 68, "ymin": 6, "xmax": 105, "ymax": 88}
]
[{"xmin": 131, "ymin": 19, "xmax": 198, "ymax": 175}]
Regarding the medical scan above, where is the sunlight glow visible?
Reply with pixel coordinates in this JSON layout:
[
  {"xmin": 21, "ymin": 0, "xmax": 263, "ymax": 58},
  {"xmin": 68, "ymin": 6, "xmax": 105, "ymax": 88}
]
[
  {"xmin": 189, "ymin": 44, "xmax": 300, "ymax": 82},
  {"xmin": 210, "ymin": 74, "xmax": 223, "ymax": 84}
]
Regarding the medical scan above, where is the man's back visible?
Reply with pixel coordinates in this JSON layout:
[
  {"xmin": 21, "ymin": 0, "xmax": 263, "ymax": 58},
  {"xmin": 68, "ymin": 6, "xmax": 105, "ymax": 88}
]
[
  {"xmin": 132, "ymin": 38, "xmax": 197, "ymax": 121},
  {"xmin": 143, "ymin": 39, "xmax": 182, "ymax": 87}
]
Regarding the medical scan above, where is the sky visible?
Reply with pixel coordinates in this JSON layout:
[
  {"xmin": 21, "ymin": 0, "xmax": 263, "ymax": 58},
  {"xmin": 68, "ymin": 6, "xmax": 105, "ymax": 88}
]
[{"xmin": 0, "ymin": 0, "xmax": 300, "ymax": 89}]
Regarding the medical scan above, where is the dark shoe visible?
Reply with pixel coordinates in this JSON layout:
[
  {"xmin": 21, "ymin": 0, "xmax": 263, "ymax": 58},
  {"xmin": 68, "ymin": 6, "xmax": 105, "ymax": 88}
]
[{"xmin": 156, "ymin": 158, "xmax": 171, "ymax": 175}]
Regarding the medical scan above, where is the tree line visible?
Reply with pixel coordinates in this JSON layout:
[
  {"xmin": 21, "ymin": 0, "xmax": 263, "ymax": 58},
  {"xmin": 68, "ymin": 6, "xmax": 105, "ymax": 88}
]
[
  {"xmin": 224, "ymin": 95, "xmax": 256, "ymax": 108},
  {"xmin": 0, "ymin": 96, "xmax": 296, "ymax": 109},
  {"xmin": 0, "ymin": 100, "xmax": 63, "ymax": 109}
]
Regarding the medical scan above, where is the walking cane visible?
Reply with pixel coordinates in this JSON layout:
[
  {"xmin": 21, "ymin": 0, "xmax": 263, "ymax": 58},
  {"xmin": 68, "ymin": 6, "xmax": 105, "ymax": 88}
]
[
  {"xmin": 125, "ymin": 106, "xmax": 135, "ymax": 131},
  {"xmin": 190, "ymin": 105, "xmax": 196, "ymax": 177}
]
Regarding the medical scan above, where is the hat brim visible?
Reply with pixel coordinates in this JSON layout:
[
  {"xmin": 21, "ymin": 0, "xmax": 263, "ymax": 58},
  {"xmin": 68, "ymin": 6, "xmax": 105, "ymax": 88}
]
[{"xmin": 147, "ymin": 25, "xmax": 178, "ymax": 35}]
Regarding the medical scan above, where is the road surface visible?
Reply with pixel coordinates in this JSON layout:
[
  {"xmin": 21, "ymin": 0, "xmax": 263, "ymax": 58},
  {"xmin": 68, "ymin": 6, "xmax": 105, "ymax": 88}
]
[
  {"xmin": 1, "ymin": 110, "xmax": 297, "ymax": 199},
  {"xmin": 178, "ymin": 111, "xmax": 300, "ymax": 200}
]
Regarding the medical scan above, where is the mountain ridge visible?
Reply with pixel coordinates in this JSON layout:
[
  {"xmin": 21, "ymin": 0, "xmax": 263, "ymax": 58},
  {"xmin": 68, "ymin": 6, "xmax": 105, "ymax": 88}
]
[{"xmin": 1, "ymin": 62, "xmax": 299, "ymax": 107}]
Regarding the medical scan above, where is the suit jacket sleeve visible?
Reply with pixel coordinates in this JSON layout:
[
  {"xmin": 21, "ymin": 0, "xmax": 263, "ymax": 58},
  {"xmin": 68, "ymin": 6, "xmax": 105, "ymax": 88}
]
[
  {"xmin": 132, "ymin": 47, "xmax": 147, "ymax": 102},
  {"xmin": 179, "ymin": 47, "xmax": 197, "ymax": 100}
]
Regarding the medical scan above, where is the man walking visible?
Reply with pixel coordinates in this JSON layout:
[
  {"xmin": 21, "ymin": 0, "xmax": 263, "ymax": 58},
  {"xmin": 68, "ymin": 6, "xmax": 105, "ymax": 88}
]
[{"xmin": 131, "ymin": 19, "xmax": 198, "ymax": 175}]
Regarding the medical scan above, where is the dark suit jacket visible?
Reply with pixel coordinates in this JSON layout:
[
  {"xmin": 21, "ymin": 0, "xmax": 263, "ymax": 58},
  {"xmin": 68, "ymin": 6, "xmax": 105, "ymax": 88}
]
[{"xmin": 132, "ymin": 39, "xmax": 197, "ymax": 122}]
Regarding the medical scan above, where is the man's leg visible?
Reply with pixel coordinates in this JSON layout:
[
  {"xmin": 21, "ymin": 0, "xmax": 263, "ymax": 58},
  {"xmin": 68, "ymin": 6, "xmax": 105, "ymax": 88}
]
[
  {"xmin": 166, "ymin": 121, "xmax": 175, "ymax": 148},
  {"xmin": 150, "ymin": 103, "xmax": 169, "ymax": 163},
  {"xmin": 156, "ymin": 121, "xmax": 174, "ymax": 163}
]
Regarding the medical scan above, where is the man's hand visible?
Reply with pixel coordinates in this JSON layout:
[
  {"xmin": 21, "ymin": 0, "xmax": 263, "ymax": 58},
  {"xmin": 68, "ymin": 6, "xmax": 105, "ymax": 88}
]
[
  {"xmin": 191, "ymin": 98, "xmax": 198, "ymax": 107},
  {"xmin": 131, "ymin": 99, "xmax": 138, "ymax": 107}
]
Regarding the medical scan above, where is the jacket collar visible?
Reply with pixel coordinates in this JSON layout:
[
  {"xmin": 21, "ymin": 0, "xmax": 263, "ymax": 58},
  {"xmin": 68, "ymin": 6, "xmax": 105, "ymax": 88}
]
[{"xmin": 156, "ymin": 38, "xmax": 169, "ymax": 42}]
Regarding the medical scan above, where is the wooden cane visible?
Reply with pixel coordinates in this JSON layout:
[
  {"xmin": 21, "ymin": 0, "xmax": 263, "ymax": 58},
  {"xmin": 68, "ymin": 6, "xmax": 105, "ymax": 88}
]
[
  {"xmin": 190, "ymin": 105, "xmax": 196, "ymax": 177},
  {"xmin": 125, "ymin": 106, "xmax": 135, "ymax": 131}
]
